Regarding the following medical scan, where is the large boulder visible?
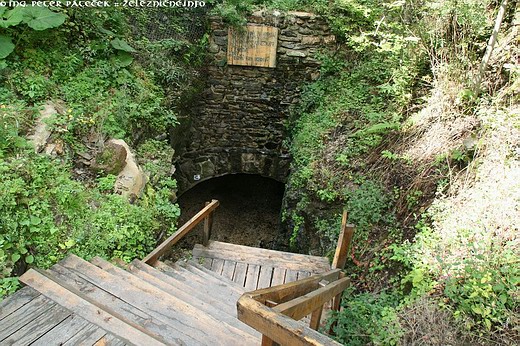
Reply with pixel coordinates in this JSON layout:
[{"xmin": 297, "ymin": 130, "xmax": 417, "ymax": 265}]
[
  {"xmin": 92, "ymin": 141, "xmax": 127, "ymax": 175},
  {"xmin": 28, "ymin": 102, "xmax": 56, "ymax": 153},
  {"xmin": 109, "ymin": 139, "xmax": 148, "ymax": 200}
]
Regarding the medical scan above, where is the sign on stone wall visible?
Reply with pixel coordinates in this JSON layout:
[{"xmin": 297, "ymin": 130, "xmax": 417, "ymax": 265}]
[{"xmin": 227, "ymin": 25, "xmax": 279, "ymax": 68}]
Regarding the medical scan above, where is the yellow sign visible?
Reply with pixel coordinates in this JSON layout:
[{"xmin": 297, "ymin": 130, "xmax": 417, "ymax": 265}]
[{"xmin": 227, "ymin": 26, "xmax": 279, "ymax": 68}]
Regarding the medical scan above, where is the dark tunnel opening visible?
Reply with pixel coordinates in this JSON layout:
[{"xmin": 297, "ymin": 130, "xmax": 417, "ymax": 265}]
[{"xmin": 176, "ymin": 174, "xmax": 287, "ymax": 251}]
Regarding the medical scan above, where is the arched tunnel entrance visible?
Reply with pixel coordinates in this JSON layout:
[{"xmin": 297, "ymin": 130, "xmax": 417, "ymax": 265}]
[{"xmin": 177, "ymin": 174, "xmax": 287, "ymax": 250}]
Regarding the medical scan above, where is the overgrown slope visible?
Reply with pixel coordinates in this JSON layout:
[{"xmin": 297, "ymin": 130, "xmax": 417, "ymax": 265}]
[
  {"xmin": 0, "ymin": 7, "xmax": 205, "ymax": 297},
  {"xmin": 250, "ymin": 0, "xmax": 519, "ymax": 344}
]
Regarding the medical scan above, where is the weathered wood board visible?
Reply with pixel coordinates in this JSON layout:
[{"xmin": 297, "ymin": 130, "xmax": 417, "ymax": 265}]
[{"xmin": 227, "ymin": 25, "xmax": 279, "ymax": 68}]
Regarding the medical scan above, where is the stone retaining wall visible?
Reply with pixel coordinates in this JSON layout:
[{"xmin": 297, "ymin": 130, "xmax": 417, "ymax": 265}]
[{"xmin": 173, "ymin": 10, "xmax": 335, "ymax": 194}]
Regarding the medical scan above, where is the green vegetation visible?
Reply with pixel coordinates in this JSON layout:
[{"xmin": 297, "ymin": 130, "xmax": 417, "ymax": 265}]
[
  {"xmin": 260, "ymin": 0, "xmax": 518, "ymax": 344},
  {"xmin": 1, "ymin": 1, "xmax": 518, "ymax": 345},
  {"xmin": 0, "ymin": 7, "xmax": 206, "ymax": 297}
]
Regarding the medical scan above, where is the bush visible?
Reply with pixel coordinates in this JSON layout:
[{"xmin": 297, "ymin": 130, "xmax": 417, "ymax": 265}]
[
  {"xmin": 327, "ymin": 288, "xmax": 403, "ymax": 346},
  {"xmin": 0, "ymin": 149, "xmax": 179, "ymax": 298}
]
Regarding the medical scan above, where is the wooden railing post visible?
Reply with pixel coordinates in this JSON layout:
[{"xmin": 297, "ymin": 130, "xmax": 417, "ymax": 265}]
[
  {"xmin": 309, "ymin": 307, "xmax": 323, "ymax": 330},
  {"xmin": 261, "ymin": 335, "xmax": 278, "ymax": 346},
  {"xmin": 203, "ymin": 201, "xmax": 214, "ymax": 247},
  {"xmin": 332, "ymin": 211, "xmax": 354, "ymax": 270},
  {"xmin": 330, "ymin": 210, "xmax": 355, "ymax": 335}
]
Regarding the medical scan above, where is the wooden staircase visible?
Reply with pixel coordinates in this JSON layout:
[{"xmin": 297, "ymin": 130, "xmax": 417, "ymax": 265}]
[
  {"xmin": 0, "ymin": 200, "xmax": 355, "ymax": 345},
  {"xmin": 2, "ymin": 253, "xmax": 261, "ymax": 345}
]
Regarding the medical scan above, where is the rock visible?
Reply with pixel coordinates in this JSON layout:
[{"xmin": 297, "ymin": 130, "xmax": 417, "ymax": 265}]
[
  {"xmin": 93, "ymin": 141, "xmax": 127, "ymax": 175},
  {"xmin": 301, "ymin": 36, "xmax": 322, "ymax": 45},
  {"xmin": 286, "ymin": 50, "xmax": 307, "ymax": 57},
  {"xmin": 110, "ymin": 139, "xmax": 148, "ymax": 199},
  {"xmin": 28, "ymin": 102, "xmax": 56, "ymax": 153}
]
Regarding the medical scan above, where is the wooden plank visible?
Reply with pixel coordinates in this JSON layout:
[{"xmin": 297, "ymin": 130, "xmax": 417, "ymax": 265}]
[
  {"xmin": 203, "ymin": 241, "xmax": 330, "ymax": 270},
  {"xmin": 31, "ymin": 314, "xmax": 91, "ymax": 345},
  {"xmin": 128, "ymin": 261, "xmax": 259, "ymax": 338},
  {"xmin": 143, "ymin": 199, "xmax": 219, "ymax": 265},
  {"xmin": 62, "ymin": 324, "xmax": 108, "ymax": 346},
  {"xmin": 211, "ymin": 258, "xmax": 225, "ymax": 275},
  {"xmin": 237, "ymin": 296, "xmax": 342, "ymax": 346},
  {"xmin": 245, "ymin": 264, "xmax": 260, "ymax": 291},
  {"xmin": 156, "ymin": 262, "xmax": 243, "ymax": 302},
  {"xmin": 131, "ymin": 261, "xmax": 237, "ymax": 317},
  {"xmin": 248, "ymin": 270, "xmax": 341, "ymax": 304},
  {"xmin": 0, "ymin": 286, "xmax": 40, "ymax": 321},
  {"xmin": 332, "ymin": 212, "xmax": 355, "ymax": 270},
  {"xmin": 285, "ymin": 270, "xmax": 298, "ymax": 284},
  {"xmin": 0, "ymin": 294, "xmax": 54, "ymax": 341},
  {"xmin": 228, "ymin": 25, "xmax": 279, "ymax": 68},
  {"xmin": 4, "ymin": 303, "xmax": 70, "ymax": 345},
  {"xmin": 193, "ymin": 244, "xmax": 330, "ymax": 273},
  {"xmin": 201, "ymin": 257, "xmax": 213, "ymax": 270},
  {"xmin": 273, "ymin": 277, "xmax": 350, "ymax": 320},
  {"xmin": 271, "ymin": 268, "xmax": 286, "ymax": 287},
  {"xmin": 184, "ymin": 260, "xmax": 245, "ymax": 294},
  {"xmin": 203, "ymin": 201, "xmax": 214, "ymax": 247},
  {"xmin": 87, "ymin": 256, "xmax": 259, "ymax": 345},
  {"xmin": 297, "ymin": 271, "xmax": 311, "ymax": 280},
  {"xmin": 232, "ymin": 262, "xmax": 248, "ymax": 286},
  {"xmin": 129, "ymin": 260, "xmax": 260, "ymax": 338},
  {"xmin": 257, "ymin": 266, "xmax": 274, "ymax": 289},
  {"xmin": 309, "ymin": 308, "xmax": 323, "ymax": 330},
  {"xmin": 222, "ymin": 260, "xmax": 237, "ymax": 281},
  {"xmin": 48, "ymin": 263, "xmax": 191, "ymax": 345},
  {"xmin": 19, "ymin": 268, "xmax": 166, "ymax": 346},
  {"xmin": 94, "ymin": 333, "xmax": 126, "ymax": 346}
]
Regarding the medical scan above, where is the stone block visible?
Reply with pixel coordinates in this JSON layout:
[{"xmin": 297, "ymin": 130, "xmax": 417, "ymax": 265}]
[{"xmin": 286, "ymin": 50, "xmax": 306, "ymax": 57}]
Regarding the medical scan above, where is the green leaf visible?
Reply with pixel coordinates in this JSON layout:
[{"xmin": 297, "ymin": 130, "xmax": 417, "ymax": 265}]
[
  {"xmin": 110, "ymin": 38, "xmax": 136, "ymax": 53},
  {"xmin": 25, "ymin": 254, "xmax": 34, "ymax": 264},
  {"xmin": 21, "ymin": 7, "xmax": 67, "ymax": 31},
  {"xmin": 0, "ymin": 7, "xmax": 5, "ymax": 17},
  {"xmin": 0, "ymin": 35, "xmax": 15, "ymax": 59},
  {"xmin": 64, "ymin": 239, "xmax": 75, "ymax": 248},
  {"xmin": 0, "ymin": 59, "xmax": 7, "ymax": 70},
  {"xmin": 0, "ymin": 8, "xmax": 24, "ymax": 28},
  {"xmin": 114, "ymin": 51, "xmax": 134, "ymax": 67},
  {"xmin": 471, "ymin": 306, "xmax": 482, "ymax": 315},
  {"xmin": 484, "ymin": 318, "xmax": 491, "ymax": 330},
  {"xmin": 11, "ymin": 253, "xmax": 21, "ymax": 263},
  {"xmin": 19, "ymin": 247, "xmax": 28, "ymax": 255},
  {"xmin": 30, "ymin": 215, "xmax": 41, "ymax": 225}
]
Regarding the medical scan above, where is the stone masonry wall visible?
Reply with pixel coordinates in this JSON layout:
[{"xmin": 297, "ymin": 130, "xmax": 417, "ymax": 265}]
[{"xmin": 173, "ymin": 10, "xmax": 335, "ymax": 194}]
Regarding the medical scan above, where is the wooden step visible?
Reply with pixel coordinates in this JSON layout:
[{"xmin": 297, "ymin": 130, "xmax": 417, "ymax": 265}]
[
  {"xmin": 19, "ymin": 268, "xmax": 164, "ymax": 346},
  {"xmin": 207, "ymin": 241, "xmax": 330, "ymax": 264},
  {"xmin": 0, "ymin": 286, "xmax": 40, "ymax": 320},
  {"xmin": 155, "ymin": 261, "xmax": 243, "ymax": 305},
  {"xmin": 127, "ymin": 260, "xmax": 260, "ymax": 338},
  {"xmin": 48, "ymin": 263, "xmax": 191, "ymax": 345},
  {"xmin": 182, "ymin": 259, "xmax": 246, "ymax": 291},
  {"xmin": 129, "ymin": 260, "xmax": 238, "ymax": 318},
  {"xmin": 193, "ymin": 241, "xmax": 330, "ymax": 273},
  {"xmin": 88, "ymin": 256, "xmax": 260, "ymax": 345}
]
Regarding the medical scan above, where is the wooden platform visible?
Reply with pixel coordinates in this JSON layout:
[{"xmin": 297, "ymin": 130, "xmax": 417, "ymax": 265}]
[
  {"xmin": 192, "ymin": 241, "xmax": 331, "ymax": 290},
  {"xmin": 0, "ymin": 241, "xmax": 332, "ymax": 345}
]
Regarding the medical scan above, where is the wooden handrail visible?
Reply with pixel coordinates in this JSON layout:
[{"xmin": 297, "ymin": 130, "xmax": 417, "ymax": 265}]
[
  {"xmin": 249, "ymin": 269, "xmax": 342, "ymax": 304},
  {"xmin": 272, "ymin": 277, "xmax": 350, "ymax": 320},
  {"xmin": 143, "ymin": 199, "xmax": 219, "ymax": 265},
  {"xmin": 237, "ymin": 270, "xmax": 349, "ymax": 346}
]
